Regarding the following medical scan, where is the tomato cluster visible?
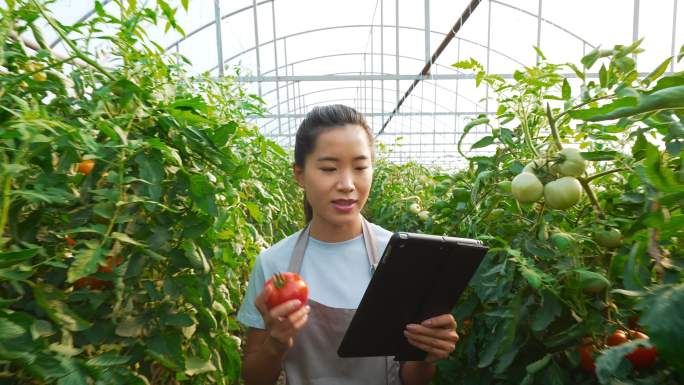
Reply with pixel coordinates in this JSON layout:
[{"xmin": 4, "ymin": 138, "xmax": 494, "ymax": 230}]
[
  {"xmin": 510, "ymin": 148, "xmax": 586, "ymax": 210},
  {"xmin": 578, "ymin": 329, "xmax": 658, "ymax": 374}
]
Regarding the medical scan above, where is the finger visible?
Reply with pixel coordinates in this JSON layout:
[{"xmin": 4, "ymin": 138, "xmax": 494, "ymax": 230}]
[
  {"xmin": 404, "ymin": 330, "xmax": 456, "ymax": 351},
  {"xmin": 406, "ymin": 324, "xmax": 458, "ymax": 341},
  {"xmin": 270, "ymin": 299, "xmax": 303, "ymax": 319},
  {"xmin": 287, "ymin": 304, "xmax": 310, "ymax": 323},
  {"xmin": 405, "ymin": 334, "xmax": 452, "ymax": 358},
  {"xmin": 421, "ymin": 314, "xmax": 456, "ymax": 329}
]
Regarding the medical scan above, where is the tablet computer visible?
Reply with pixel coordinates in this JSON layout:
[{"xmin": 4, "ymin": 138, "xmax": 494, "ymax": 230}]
[{"xmin": 337, "ymin": 232, "xmax": 488, "ymax": 361}]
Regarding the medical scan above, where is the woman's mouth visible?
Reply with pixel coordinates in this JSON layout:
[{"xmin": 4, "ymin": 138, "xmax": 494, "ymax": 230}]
[{"xmin": 332, "ymin": 199, "xmax": 357, "ymax": 213}]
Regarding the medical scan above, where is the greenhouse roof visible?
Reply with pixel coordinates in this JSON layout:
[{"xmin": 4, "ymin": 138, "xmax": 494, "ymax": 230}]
[{"xmin": 27, "ymin": 0, "xmax": 684, "ymax": 168}]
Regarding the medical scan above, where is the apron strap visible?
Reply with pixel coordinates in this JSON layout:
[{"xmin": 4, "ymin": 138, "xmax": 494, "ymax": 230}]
[
  {"xmin": 287, "ymin": 225, "xmax": 311, "ymax": 273},
  {"xmin": 287, "ymin": 217, "xmax": 378, "ymax": 274}
]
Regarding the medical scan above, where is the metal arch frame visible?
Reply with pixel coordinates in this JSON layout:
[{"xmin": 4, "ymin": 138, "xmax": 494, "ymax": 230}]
[
  {"xmin": 489, "ymin": 0, "xmax": 595, "ymax": 50},
  {"xmin": 256, "ymin": 83, "xmax": 480, "ymax": 127},
  {"xmin": 210, "ymin": 24, "xmax": 529, "ymax": 74},
  {"xmin": 255, "ymin": 68, "xmax": 486, "ymax": 113},
  {"xmin": 256, "ymin": 51, "xmax": 523, "ymax": 82},
  {"xmin": 256, "ymin": 86, "xmax": 471, "ymax": 135}
]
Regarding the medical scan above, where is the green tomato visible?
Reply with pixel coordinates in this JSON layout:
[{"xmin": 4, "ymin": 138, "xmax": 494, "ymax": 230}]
[
  {"xmin": 522, "ymin": 159, "xmax": 546, "ymax": 175},
  {"xmin": 418, "ymin": 210, "xmax": 430, "ymax": 222},
  {"xmin": 550, "ymin": 232, "xmax": 576, "ymax": 251},
  {"xmin": 577, "ymin": 270, "xmax": 610, "ymax": 294},
  {"xmin": 556, "ymin": 148, "xmax": 586, "ymax": 177},
  {"xmin": 544, "ymin": 177, "xmax": 582, "ymax": 209},
  {"xmin": 453, "ymin": 187, "xmax": 470, "ymax": 202},
  {"xmin": 485, "ymin": 208, "xmax": 504, "ymax": 221},
  {"xmin": 497, "ymin": 180, "xmax": 512, "ymax": 193},
  {"xmin": 511, "ymin": 173, "xmax": 543, "ymax": 203},
  {"xmin": 595, "ymin": 228, "xmax": 622, "ymax": 249},
  {"xmin": 409, "ymin": 202, "xmax": 421, "ymax": 214}
]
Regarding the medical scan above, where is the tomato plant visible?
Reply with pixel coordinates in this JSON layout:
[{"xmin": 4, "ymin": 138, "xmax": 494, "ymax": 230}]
[
  {"xmin": 367, "ymin": 39, "xmax": 684, "ymax": 385},
  {"xmin": 264, "ymin": 272, "xmax": 309, "ymax": 310},
  {"xmin": 0, "ymin": 1, "xmax": 302, "ymax": 384}
]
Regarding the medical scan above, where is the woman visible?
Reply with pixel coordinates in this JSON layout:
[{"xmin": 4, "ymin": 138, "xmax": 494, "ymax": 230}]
[{"xmin": 237, "ymin": 105, "xmax": 459, "ymax": 385}]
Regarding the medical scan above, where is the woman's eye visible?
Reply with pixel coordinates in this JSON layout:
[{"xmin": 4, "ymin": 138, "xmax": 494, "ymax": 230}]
[
  {"xmin": 321, "ymin": 168, "xmax": 336, "ymax": 172},
  {"xmin": 356, "ymin": 167, "xmax": 369, "ymax": 171}
]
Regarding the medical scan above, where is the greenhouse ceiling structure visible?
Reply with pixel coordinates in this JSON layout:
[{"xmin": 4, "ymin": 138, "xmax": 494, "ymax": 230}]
[{"xmin": 30, "ymin": 0, "xmax": 684, "ymax": 168}]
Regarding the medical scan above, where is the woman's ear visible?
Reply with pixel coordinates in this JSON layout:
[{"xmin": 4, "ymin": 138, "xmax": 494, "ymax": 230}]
[{"xmin": 293, "ymin": 164, "xmax": 304, "ymax": 187}]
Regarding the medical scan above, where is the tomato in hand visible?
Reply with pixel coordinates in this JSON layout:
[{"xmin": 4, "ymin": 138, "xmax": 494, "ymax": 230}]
[{"xmin": 263, "ymin": 272, "xmax": 308, "ymax": 310}]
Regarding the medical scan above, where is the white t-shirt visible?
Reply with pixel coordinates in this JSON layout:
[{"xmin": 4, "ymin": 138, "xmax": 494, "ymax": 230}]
[{"xmin": 237, "ymin": 223, "xmax": 394, "ymax": 329}]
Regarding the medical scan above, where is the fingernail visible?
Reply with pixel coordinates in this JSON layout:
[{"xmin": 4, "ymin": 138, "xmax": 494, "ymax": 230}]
[
  {"xmin": 423, "ymin": 319, "xmax": 432, "ymax": 326},
  {"xmin": 293, "ymin": 300, "xmax": 301, "ymax": 307},
  {"xmin": 407, "ymin": 324, "xmax": 417, "ymax": 330}
]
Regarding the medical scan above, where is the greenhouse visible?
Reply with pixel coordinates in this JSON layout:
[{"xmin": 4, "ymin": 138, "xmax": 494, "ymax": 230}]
[{"xmin": 1, "ymin": 0, "xmax": 683, "ymax": 384}]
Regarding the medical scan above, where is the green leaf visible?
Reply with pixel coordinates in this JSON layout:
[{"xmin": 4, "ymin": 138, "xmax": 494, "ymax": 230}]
[
  {"xmin": 642, "ymin": 57, "xmax": 673, "ymax": 86},
  {"xmin": 595, "ymin": 340, "xmax": 649, "ymax": 383},
  {"xmin": 147, "ymin": 331, "xmax": 184, "ymax": 370},
  {"xmin": 67, "ymin": 247, "xmax": 106, "ymax": 283},
  {"xmin": 571, "ymin": 86, "xmax": 684, "ymax": 121},
  {"xmin": 599, "ymin": 64, "xmax": 608, "ymax": 88},
  {"xmin": 189, "ymin": 174, "xmax": 217, "ymax": 216},
  {"xmin": 185, "ymin": 356, "xmax": 216, "ymax": 376},
  {"xmin": 580, "ymin": 150, "xmax": 619, "ymax": 161},
  {"xmin": 111, "ymin": 232, "xmax": 144, "ymax": 246},
  {"xmin": 526, "ymin": 354, "xmax": 551, "ymax": 374},
  {"xmin": 561, "ymin": 78, "xmax": 571, "ymax": 100},
  {"xmin": 531, "ymin": 291, "xmax": 561, "ymax": 332},
  {"xmin": 164, "ymin": 313, "xmax": 195, "ymax": 328},
  {"xmin": 470, "ymin": 136, "xmax": 494, "ymax": 149},
  {"xmin": 244, "ymin": 202, "xmax": 264, "ymax": 223},
  {"xmin": 636, "ymin": 284, "xmax": 684, "ymax": 369},
  {"xmin": 33, "ymin": 287, "xmax": 91, "ymax": 332},
  {"xmin": 0, "ymin": 317, "xmax": 25, "ymax": 339},
  {"xmin": 87, "ymin": 351, "xmax": 132, "ymax": 367},
  {"xmin": 115, "ymin": 317, "xmax": 145, "ymax": 338},
  {"xmin": 0, "ymin": 248, "xmax": 39, "ymax": 268}
]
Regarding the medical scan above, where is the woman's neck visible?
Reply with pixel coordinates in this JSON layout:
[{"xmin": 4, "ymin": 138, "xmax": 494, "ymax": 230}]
[{"xmin": 308, "ymin": 215, "xmax": 363, "ymax": 243}]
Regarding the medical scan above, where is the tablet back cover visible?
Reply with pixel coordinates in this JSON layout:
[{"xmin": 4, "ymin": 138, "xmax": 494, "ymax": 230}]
[{"xmin": 337, "ymin": 233, "xmax": 487, "ymax": 361}]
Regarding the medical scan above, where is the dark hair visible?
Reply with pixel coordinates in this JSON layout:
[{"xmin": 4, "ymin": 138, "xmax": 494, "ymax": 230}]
[{"xmin": 294, "ymin": 104, "xmax": 375, "ymax": 223}]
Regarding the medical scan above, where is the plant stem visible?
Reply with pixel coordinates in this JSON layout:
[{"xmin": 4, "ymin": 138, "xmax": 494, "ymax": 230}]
[
  {"xmin": 578, "ymin": 177, "xmax": 602, "ymax": 216},
  {"xmin": 546, "ymin": 103, "xmax": 563, "ymax": 151},
  {"xmin": 32, "ymin": 0, "xmax": 115, "ymax": 81},
  {"xmin": 0, "ymin": 175, "xmax": 11, "ymax": 241},
  {"xmin": 518, "ymin": 102, "xmax": 539, "ymax": 158},
  {"xmin": 586, "ymin": 168, "xmax": 628, "ymax": 182}
]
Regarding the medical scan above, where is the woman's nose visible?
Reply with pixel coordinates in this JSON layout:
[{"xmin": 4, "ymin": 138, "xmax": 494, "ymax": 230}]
[{"xmin": 336, "ymin": 171, "xmax": 355, "ymax": 191}]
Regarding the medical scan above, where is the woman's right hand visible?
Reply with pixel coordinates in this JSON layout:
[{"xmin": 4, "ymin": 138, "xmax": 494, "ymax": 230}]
[{"xmin": 255, "ymin": 290, "xmax": 310, "ymax": 353}]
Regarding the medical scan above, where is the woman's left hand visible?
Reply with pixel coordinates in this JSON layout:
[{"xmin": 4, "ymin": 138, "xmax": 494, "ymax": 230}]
[{"xmin": 404, "ymin": 314, "xmax": 459, "ymax": 363}]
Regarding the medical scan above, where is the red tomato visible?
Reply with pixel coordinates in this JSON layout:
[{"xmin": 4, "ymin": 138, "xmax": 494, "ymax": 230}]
[
  {"xmin": 625, "ymin": 331, "xmax": 657, "ymax": 369},
  {"xmin": 77, "ymin": 159, "xmax": 95, "ymax": 175},
  {"xmin": 578, "ymin": 343, "xmax": 596, "ymax": 373},
  {"xmin": 65, "ymin": 236, "xmax": 76, "ymax": 247},
  {"xmin": 73, "ymin": 255, "xmax": 123, "ymax": 290},
  {"xmin": 263, "ymin": 272, "xmax": 308, "ymax": 310},
  {"xmin": 606, "ymin": 330, "xmax": 629, "ymax": 346}
]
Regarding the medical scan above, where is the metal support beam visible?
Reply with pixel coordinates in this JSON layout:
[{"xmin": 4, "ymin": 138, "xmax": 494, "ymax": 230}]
[
  {"xmin": 214, "ymin": 0, "xmax": 224, "ymax": 77},
  {"xmin": 271, "ymin": 1, "xmax": 282, "ymax": 139},
  {"xmin": 253, "ymin": 111, "xmax": 494, "ymax": 119},
  {"xmin": 673, "ymin": 0, "xmax": 679, "ymax": 72},
  {"xmin": 536, "ymin": 0, "xmax": 543, "ymax": 62},
  {"xmin": 395, "ymin": 0, "xmax": 400, "ymax": 106},
  {"xmin": 252, "ymin": 0, "xmax": 262, "ymax": 96},
  {"xmin": 379, "ymin": 0, "xmax": 483, "ymax": 136},
  {"xmin": 425, "ymin": 0, "xmax": 431, "ymax": 66},
  {"xmin": 633, "ymin": 0, "xmax": 640, "ymax": 61}
]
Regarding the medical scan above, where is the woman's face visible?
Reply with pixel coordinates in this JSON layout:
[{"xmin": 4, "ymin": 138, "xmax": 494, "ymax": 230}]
[{"xmin": 294, "ymin": 124, "xmax": 373, "ymax": 227}]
